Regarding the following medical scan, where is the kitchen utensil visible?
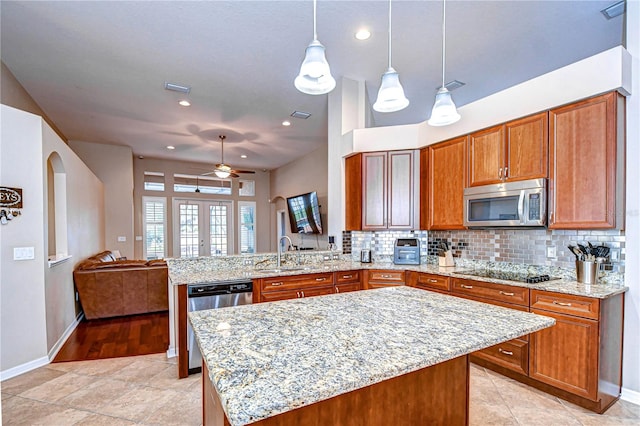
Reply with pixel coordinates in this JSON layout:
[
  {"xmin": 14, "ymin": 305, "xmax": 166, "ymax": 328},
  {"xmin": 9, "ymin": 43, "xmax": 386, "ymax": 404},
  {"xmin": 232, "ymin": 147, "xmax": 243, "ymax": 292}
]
[
  {"xmin": 568, "ymin": 245, "xmax": 583, "ymax": 260},
  {"xmin": 576, "ymin": 260, "xmax": 597, "ymax": 284}
]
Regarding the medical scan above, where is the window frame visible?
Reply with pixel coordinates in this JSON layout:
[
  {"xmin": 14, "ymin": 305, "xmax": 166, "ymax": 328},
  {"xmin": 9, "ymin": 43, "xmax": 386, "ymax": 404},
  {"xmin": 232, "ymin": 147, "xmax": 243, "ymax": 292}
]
[
  {"xmin": 238, "ymin": 201, "xmax": 257, "ymax": 254},
  {"xmin": 142, "ymin": 196, "xmax": 167, "ymax": 260}
]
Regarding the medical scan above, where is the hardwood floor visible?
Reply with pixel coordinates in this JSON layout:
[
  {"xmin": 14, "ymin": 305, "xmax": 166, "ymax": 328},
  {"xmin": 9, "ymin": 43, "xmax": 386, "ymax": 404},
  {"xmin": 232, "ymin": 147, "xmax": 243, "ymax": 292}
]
[{"xmin": 53, "ymin": 311, "xmax": 169, "ymax": 363}]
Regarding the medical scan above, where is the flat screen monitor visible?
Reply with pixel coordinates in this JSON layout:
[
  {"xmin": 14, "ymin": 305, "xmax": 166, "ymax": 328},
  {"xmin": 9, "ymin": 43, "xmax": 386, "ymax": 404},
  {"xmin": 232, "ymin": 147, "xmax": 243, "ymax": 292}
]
[{"xmin": 286, "ymin": 191, "xmax": 323, "ymax": 234}]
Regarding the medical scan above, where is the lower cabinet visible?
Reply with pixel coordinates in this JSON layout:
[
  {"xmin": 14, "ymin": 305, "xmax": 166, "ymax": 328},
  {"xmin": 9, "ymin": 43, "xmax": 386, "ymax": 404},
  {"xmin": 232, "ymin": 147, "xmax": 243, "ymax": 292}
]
[
  {"xmin": 335, "ymin": 270, "xmax": 362, "ymax": 293},
  {"xmin": 254, "ymin": 272, "xmax": 334, "ymax": 303},
  {"xmin": 406, "ymin": 271, "xmax": 450, "ymax": 294},
  {"xmin": 364, "ymin": 270, "xmax": 405, "ymax": 289}
]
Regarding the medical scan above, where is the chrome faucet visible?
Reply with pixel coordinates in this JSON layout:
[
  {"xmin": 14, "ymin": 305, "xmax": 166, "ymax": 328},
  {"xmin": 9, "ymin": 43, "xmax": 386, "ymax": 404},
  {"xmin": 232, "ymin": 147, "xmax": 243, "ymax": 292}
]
[{"xmin": 277, "ymin": 235, "xmax": 293, "ymax": 268}]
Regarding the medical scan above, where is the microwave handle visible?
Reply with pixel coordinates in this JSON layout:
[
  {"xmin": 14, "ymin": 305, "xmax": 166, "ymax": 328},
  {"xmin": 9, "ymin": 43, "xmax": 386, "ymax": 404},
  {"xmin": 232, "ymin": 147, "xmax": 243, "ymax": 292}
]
[{"xmin": 518, "ymin": 191, "xmax": 525, "ymax": 225}]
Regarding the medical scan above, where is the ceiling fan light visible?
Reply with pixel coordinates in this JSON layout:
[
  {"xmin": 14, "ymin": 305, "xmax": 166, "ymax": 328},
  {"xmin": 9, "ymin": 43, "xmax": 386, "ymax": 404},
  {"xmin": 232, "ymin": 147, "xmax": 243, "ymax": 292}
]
[
  {"xmin": 428, "ymin": 87, "xmax": 460, "ymax": 127},
  {"xmin": 294, "ymin": 39, "xmax": 336, "ymax": 95},
  {"xmin": 373, "ymin": 67, "xmax": 409, "ymax": 113},
  {"xmin": 214, "ymin": 170, "xmax": 231, "ymax": 179}
]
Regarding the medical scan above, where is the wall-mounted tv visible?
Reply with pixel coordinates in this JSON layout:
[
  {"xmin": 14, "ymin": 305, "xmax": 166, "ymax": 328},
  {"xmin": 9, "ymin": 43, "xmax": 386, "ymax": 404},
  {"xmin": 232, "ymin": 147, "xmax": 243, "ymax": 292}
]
[{"xmin": 286, "ymin": 191, "xmax": 323, "ymax": 234}]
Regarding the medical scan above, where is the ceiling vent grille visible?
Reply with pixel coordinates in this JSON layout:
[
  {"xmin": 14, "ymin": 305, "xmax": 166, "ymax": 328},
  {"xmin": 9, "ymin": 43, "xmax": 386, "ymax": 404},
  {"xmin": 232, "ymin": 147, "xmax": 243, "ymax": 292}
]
[
  {"xmin": 443, "ymin": 80, "xmax": 465, "ymax": 91},
  {"xmin": 164, "ymin": 82, "xmax": 191, "ymax": 94},
  {"xmin": 291, "ymin": 111, "xmax": 312, "ymax": 119}
]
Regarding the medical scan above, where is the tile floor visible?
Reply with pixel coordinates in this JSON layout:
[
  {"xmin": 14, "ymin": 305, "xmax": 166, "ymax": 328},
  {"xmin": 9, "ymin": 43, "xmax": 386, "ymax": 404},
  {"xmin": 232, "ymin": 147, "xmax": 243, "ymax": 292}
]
[{"xmin": 1, "ymin": 354, "xmax": 639, "ymax": 425}]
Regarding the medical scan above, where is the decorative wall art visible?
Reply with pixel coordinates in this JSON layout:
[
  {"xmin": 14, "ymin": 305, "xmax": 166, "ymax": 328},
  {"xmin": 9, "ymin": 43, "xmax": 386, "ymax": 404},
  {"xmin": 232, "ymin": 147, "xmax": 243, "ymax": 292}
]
[{"xmin": 0, "ymin": 186, "xmax": 23, "ymax": 225}]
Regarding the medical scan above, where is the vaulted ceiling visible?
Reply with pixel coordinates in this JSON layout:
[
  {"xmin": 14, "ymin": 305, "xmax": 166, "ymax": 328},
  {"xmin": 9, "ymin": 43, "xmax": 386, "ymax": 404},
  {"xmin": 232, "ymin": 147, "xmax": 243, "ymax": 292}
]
[{"xmin": 1, "ymin": 1, "xmax": 624, "ymax": 171}]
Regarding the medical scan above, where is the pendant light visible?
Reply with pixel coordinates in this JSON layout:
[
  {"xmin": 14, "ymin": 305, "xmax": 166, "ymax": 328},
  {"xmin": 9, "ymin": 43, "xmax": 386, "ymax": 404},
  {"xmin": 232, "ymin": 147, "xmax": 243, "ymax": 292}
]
[
  {"xmin": 294, "ymin": 0, "xmax": 336, "ymax": 95},
  {"xmin": 373, "ymin": 0, "xmax": 409, "ymax": 113},
  {"xmin": 428, "ymin": 0, "xmax": 460, "ymax": 126}
]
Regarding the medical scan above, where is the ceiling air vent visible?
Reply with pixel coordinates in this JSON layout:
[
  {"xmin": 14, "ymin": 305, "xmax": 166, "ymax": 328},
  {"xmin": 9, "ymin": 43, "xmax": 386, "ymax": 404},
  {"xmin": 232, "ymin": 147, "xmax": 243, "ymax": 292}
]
[
  {"xmin": 443, "ymin": 80, "xmax": 465, "ymax": 91},
  {"xmin": 291, "ymin": 111, "xmax": 312, "ymax": 119},
  {"xmin": 601, "ymin": 1, "xmax": 625, "ymax": 19},
  {"xmin": 164, "ymin": 82, "xmax": 191, "ymax": 94}
]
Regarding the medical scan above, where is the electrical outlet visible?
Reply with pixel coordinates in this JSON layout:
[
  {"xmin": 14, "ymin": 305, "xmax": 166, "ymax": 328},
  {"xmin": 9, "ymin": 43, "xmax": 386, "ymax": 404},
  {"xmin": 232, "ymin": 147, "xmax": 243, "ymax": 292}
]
[
  {"xmin": 243, "ymin": 259, "xmax": 253, "ymax": 266},
  {"xmin": 546, "ymin": 246, "xmax": 557, "ymax": 258},
  {"xmin": 332, "ymin": 253, "xmax": 340, "ymax": 260},
  {"xmin": 323, "ymin": 255, "xmax": 331, "ymax": 261},
  {"xmin": 610, "ymin": 248, "xmax": 620, "ymax": 261}
]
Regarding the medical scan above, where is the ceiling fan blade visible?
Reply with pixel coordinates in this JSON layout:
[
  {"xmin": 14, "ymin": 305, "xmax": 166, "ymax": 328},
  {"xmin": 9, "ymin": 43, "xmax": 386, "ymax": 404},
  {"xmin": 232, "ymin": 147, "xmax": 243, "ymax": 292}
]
[
  {"xmin": 230, "ymin": 172, "xmax": 240, "ymax": 178},
  {"xmin": 230, "ymin": 169, "xmax": 256, "ymax": 174},
  {"xmin": 201, "ymin": 171, "xmax": 216, "ymax": 176}
]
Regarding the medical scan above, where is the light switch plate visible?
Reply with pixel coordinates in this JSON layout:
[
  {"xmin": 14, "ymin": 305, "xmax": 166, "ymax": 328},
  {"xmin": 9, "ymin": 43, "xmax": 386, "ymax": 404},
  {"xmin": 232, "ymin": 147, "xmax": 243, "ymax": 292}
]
[
  {"xmin": 135, "ymin": 236, "xmax": 143, "ymax": 241},
  {"xmin": 14, "ymin": 247, "xmax": 35, "ymax": 260},
  {"xmin": 546, "ymin": 246, "xmax": 557, "ymax": 258},
  {"xmin": 117, "ymin": 236, "xmax": 126, "ymax": 242}
]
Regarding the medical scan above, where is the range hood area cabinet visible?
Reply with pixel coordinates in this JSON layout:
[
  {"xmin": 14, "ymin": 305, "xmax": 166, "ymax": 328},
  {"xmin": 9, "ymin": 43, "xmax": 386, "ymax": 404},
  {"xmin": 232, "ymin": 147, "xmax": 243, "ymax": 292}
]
[
  {"xmin": 548, "ymin": 91, "xmax": 624, "ymax": 229},
  {"xmin": 420, "ymin": 136, "xmax": 468, "ymax": 230},
  {"xmin": 468, "ymin": 112, "xmax": 549, "ymax": 187},
  {"xmin": 345, "ymin": 150, "xmax": 419, "ymax": 231}
]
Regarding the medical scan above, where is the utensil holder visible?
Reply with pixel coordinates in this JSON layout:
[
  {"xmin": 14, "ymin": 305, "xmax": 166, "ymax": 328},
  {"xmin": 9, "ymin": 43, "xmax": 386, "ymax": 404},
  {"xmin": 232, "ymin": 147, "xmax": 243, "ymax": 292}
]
[
  {"xmin": 439, "ymin": 251, "xmax": 455, "ymax": 267},
  {"xmin": 576, "ymin": 261, "xmax": 597, "ymax": 284}
]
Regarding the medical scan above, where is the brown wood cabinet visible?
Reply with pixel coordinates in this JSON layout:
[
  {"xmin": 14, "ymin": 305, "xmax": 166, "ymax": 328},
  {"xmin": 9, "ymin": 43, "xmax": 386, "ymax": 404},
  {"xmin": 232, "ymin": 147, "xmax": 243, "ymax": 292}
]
[
  {"xmin": 406, "ymin": 271, "xmax": 451, "ymax": 294},
  {"xmin": 364, "ymin": 269, "xmax": 405, "ymax": 289},
  {"xmin": 468, "ymin": 112, "xmax": 548, "ymax": 186},
  {"xmin": 334, "ymin": 270, "xmax": 362, "ymax": 294},
  {"xmin": 548, "ymin": 92, "xmax": 621, "ymax": 229},
  {"xmin": 253, "ymin": 272, "xmax": 334, "ymax": 303},
  {"xmin": 421, "ymin": 136, "xmax": 467, "ymax": 230},
  {"xmin": 529, "ymin": 290, "xmax": 624, "ymax": 412},
  {"xmin": 344, "ymin": 150, "xmax": 418, "ymax": 231}
]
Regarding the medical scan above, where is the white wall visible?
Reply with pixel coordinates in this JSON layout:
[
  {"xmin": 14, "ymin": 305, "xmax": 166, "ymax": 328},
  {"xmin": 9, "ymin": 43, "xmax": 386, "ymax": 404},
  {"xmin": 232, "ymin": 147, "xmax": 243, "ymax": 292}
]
[
  {"xmin": 270, "ymin": 146, "xmax": 329, "ymax": 251},
  {"xmin": 69, "ymin": 140, "xmax": 134, "ymax": 259},
  {"xmin": 0, "ymin": 106, "xmax": 105, "ymax": 378}
]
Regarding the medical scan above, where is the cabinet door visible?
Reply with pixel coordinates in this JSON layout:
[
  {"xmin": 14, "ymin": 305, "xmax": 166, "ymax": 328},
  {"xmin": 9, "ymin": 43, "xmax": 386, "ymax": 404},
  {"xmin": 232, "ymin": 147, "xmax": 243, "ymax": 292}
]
[
  {"xmin": 345, "ymin": 154, "xmax": 363, "ymax": 231},
  {"xmin": 548, "ymin": 92, "xmax": 618, "ymax": 229},
  {"xmin": 529, "ymin": 309, "xmax": 599, "ymax": 400},
  {"xmin": 362, "ymin": 152, "xmax": 388, "ymax": 229},
  {"xmin": 335, "ymin": 282, "xmax": 361, "ymax": 294},
  {"xmin": 428, "ymin": 136, "xmax": 467, "ymax": 230},
  {"xmin": 505, "ymin": 112, "xmax": 548, "ymax": 182},
  {"xmin": 388, "ymin": 150, "xmax": 415, "ymax": 229},
  {"xmin": 469, "ymin": 124, "xmax": 505, "ymax": 186}
]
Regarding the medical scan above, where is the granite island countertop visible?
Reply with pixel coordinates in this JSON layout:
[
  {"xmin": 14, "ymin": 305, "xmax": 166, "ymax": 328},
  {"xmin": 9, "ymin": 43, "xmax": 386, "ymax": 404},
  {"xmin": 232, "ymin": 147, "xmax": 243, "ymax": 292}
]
[
  {"xmin": 167, "ymin": 257, "xmax": 627, "ymax": 299},
  {"xmin": 189, "ymin": 286, "xmax": 556, "ymax": 426}
]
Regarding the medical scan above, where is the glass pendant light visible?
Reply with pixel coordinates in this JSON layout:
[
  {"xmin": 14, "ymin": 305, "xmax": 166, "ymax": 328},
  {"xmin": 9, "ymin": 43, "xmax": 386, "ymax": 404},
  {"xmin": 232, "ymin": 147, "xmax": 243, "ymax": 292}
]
[
  {"xmin": 428, "ymin": 0, "xmax": 460, "ymax": 126},
  {"xmin": 294, "ymin": 0, "xmax": 336, "ymax": 95},
  {"xmin": 373, "ymin": 0, "xmax": 409, "ymax": 113}
]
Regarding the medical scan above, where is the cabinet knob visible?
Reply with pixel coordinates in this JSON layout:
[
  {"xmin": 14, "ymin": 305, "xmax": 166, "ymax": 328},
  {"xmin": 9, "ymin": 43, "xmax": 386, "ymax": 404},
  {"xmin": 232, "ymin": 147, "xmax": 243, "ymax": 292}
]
[
  {"xmin": 335, "ymin": 287, "xmax": 340, "ymax": 293},
  {"xmin": 342, "ymin": 275, "xmax": 352, "ymax": 279},
  {"xmin": 382, "ymin": 275, "xmax": 392, "ymax": 278},
  {"xmin": 499, "ymin": 291, "xmax": 515, "ymax": 296},
  {"xmin": 301, "ymin": 291, "xmax": 305, "ymax": 298},
  {"xmin": 498, "ymin": 348, "xmax": 514, "ymax": 356},
  {"xmin": 504, "ymin": 166, "xmax": 508, "ymax": 179},
  {"xmin": 296, "ymin": 291, "xmax": 300, "ymax": 298}
]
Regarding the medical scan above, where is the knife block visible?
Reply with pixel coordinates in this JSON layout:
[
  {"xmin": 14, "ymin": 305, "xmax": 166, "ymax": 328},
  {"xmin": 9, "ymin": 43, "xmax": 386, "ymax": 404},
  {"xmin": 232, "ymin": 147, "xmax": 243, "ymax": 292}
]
[{"xmin": 439, "ymin": 251, "xmax": 455, "ymax": 267}]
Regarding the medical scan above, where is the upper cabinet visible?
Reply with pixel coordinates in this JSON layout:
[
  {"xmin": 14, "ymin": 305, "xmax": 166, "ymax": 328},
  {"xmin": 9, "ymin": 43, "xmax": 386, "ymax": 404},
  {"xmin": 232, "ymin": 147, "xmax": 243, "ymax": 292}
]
[
  {"xmin": 421, "ymin": 136, "xmax": 468, "ymax": 230},
  {"xmin": 469, "ymin": 112, "xmax": 548, "ymax": 187},
  {"xmin": 548, "ymin": 92, "xmax": 621, "ymax": 229},
  {"xmin": 345, "ymin": 150, "xmax": 418, "ymax": 231}
]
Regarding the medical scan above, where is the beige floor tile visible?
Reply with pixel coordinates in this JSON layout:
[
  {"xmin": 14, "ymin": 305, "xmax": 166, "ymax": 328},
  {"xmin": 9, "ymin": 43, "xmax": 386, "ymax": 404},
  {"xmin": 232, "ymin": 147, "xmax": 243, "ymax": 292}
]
[
  {"xmin": 494, "ymin": 376, "xmax": 567, "ymax": 412},
  {"xmin": 147, "ymin": 364, "xmax": 201, "ymax": 392},
  {"xmin": 509, "ymin": 407, "xmax": 582, "ymax": 425},
  {"xmin": 1, "ymin": 392, "xmax": 15, "ymax": 401},
  {"xmin": 109, "ymin": 359, "xmax": 173, "ymax": 384},
  {"xmin": 470, "ymin": 373, "xmax": 505, "ymax": 406},
  {"xmin": 0, "ymin": 367, "xmax": 66, "ymax": 395},
  {"xmin": 469, "ymin": 402, "xmax": 518, "ymax": 425},
  {"xmin": 142, "ymin": 390, "xmax": 202, "ymax": 425},
  {"xmin": 18, "ymin": 372, "xmax": 95, "ymax": 403},
  {"xmin": 48, "ymin": 357, "xmax": 136, "ymax": 377},
  {"xmin": 96, "ymin": 386, "xmax": 180, "ymax": 422},
  {"xmin": 138, "ymin": 353, "xmax": 175, "ymax": 364},
  {"xmin": 1, "ymin": 395, "xmax": 86, "ymax": 426},
  {"xmin": 72, "ymin": 413, "xmax": 137, "ymax": 425},
  {"xmin": 58, "ymin": 377, "xmax": 138, "ymax": 411}
]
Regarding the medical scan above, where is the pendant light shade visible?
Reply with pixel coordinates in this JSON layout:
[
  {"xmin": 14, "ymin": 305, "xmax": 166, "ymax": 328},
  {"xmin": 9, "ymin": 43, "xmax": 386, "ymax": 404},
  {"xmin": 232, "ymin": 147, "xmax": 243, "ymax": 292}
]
[
  {"xmin": 427, "ymin": 87, "xmax": 460, "ymax": 126},
  {"xmin": 373, "ymin": 0, "xmax": 409, "ymax": 113},
  {"xmin": 295, "ymin": 0, "xmax": 335, "ymax": 95},
  {"xmin": 428, "ymin": 0, "xmax": 460, "ymax": 126}
]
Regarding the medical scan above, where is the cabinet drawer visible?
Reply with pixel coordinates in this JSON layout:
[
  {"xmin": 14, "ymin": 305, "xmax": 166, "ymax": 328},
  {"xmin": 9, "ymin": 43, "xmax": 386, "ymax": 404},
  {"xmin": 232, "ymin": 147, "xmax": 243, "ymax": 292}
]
[
  {"xmin": 261, "ymin": 285, "xmax": 334, "ymax": 302},
  {"xmin": 452, "ymin": 278, "xmax": 529, "ymax": 306},
  {"xmin": 472, "ymin": 338, "xmax": 529, "ymax": 376},
  {"xmin": 368, "ymin": 270, "xmax": 405, "ymax": 283},
  {"xmin": 261, "ymin": 273, "xmax": 334, "ymax": 293},
  {"xmin": 411, "ymin": 272, "xmax": 451, "ymax": 293},
  {"xmin": 335, "ymin": 282, "xmax": 361, "ymax": 294},
  {"xmin": 530, "ymin": 290, "xmax": 600, "ymax": 320},
  {"xmin": 335, "ymin": 270, "xmax": 361, "ymax": 284},
  {"xmin": 369, "ymin": 283, "xmax": 404, "ymax": 289}
]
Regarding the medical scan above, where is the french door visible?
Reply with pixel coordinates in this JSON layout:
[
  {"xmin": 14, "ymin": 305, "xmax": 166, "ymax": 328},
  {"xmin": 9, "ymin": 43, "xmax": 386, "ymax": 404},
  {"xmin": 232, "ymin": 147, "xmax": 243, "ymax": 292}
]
[{"xmin": 172, "ymin": 199, "xmax": 234, "ymax": 258}]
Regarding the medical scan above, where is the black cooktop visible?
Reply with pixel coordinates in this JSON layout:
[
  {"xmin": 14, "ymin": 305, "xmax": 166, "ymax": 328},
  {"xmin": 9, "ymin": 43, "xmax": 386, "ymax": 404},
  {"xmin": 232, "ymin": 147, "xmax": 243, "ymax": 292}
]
[{"xmin": 456, "ymin": 270, "xmax": 560, "ymax": 284}]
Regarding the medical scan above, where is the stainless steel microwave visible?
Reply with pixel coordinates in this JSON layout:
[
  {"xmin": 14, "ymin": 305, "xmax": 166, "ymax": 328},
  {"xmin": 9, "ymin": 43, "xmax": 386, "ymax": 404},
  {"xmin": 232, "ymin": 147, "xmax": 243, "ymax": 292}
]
[{"xmin": 463, "ymin": 178, "xmax": 546, "ymax": 228}]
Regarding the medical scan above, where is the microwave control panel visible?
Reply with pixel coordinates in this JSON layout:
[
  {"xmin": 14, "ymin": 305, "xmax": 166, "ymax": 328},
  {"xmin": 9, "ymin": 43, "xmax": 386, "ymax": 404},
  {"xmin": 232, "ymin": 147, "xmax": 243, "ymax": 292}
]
[{"xmin": 529, "ymin": 193, "xmax": 541, "ymax": 220}]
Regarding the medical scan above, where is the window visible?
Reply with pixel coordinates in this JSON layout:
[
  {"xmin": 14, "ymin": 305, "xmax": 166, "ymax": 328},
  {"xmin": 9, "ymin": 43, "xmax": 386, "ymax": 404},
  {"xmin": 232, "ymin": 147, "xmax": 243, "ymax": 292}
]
[
  {"xmin": 143, "ymin": 197, "xmax": 166, "ymax": 259},
  {"xmin": 239, "ymin": 180, "xmax": 255, "ymax": 196},
  {"xmin": 239, "ymin": 201, "xmax": 256, "ymax": 254},
  {"xmin": 174, "ymin": 174, "xmax": 231, "ymax": 195},
  {"xmin": 209, "ymin": 204, "xmax": 229, "ymax": 256},
  {"xmin": 144, "ymin": 172, "xmax": 165, "ymax": 191}
]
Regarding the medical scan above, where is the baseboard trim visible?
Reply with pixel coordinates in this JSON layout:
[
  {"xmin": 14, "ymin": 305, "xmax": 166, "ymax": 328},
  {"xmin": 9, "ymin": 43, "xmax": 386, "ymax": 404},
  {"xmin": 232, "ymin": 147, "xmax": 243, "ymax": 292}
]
[
  {"xmin": 0, "ymin": 356, "xmax": 50, "ymax": 382},
  {"xmin": 621, "ymin": 387, "xmax": 640, "ymax": 405},
  {"xmin": 166, "ymin": 347, "xmax": 177, "ymax": 358},
  {"xmin": 47, "ymin": 312, "xmax": 84, "ymax": 361}
]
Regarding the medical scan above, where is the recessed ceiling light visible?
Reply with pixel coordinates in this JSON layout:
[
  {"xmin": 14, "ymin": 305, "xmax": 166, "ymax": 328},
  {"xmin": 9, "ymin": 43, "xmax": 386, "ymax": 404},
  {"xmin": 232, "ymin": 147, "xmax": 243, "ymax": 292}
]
[
  {"xmin": 601, "ymin": 1, "xmax": 625, "ymax": 19},
  {"xmin": 166, "ymin": 145, "xmax": 175, "ymax": 150},
  {"xmin": 282, "ymin": 120, "xmax": 291, "ymax": 126},
  {"xmin": 240, "ymin": 154, "xmax": 248, "ymax": 159},
  {"xmin": 178, "ymin": 100, "xmax": 191, "ymax": 107},
  {"xmin": 355, "ymin": 29, "xmax": 371, "ymax": 40}
]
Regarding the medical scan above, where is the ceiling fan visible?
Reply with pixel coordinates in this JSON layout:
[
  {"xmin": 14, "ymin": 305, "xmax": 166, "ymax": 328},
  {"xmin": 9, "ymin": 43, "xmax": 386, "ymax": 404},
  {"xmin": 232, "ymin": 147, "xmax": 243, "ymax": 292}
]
[{"xmin": 203, "ymin": 135, "xmax": 255, "ymax": 178}]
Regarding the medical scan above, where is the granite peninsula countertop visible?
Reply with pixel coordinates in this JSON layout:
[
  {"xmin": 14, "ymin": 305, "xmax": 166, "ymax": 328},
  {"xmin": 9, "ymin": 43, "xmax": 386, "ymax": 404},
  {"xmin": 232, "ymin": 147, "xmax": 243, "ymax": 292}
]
[
  {"xmin": 189, "ymin": 286, "xmax": 556, "ymax": 426},
  {"xmin": 167, "ymin": 258, "xmax": 627, "ymax": 299}
]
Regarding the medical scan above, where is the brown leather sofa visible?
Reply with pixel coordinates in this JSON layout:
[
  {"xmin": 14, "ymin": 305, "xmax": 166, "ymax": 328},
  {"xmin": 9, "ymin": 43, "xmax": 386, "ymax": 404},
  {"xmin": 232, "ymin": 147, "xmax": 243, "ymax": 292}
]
[{"xmin": 73, "ymin": 251, "xmax": 169, "ymax": 320}]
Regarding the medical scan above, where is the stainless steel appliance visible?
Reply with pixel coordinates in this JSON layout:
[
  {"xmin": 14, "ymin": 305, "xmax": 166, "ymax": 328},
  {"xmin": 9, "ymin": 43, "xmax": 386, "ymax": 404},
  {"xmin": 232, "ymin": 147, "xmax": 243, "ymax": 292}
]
[
  {"xmin": 360, "ymin": 249, "xmax": 372, "ymax": 263},
  {"xmin": 187, "ymin": 279, "xmax": 252, "ymax": 373},
  {"xmin": 393, "ymin": 238, "xmax": 420, "ymax": 265},
  {"xmin": 463, "ymin": 178, "xmax": 546, "ymax": 228}
]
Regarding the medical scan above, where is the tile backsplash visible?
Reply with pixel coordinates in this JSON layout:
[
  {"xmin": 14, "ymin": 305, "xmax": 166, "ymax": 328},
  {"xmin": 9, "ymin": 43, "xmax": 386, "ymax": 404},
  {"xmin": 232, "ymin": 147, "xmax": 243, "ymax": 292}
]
[{"xmin": 344, "ymin": 228, "xmax": 625, "ymax": 272}]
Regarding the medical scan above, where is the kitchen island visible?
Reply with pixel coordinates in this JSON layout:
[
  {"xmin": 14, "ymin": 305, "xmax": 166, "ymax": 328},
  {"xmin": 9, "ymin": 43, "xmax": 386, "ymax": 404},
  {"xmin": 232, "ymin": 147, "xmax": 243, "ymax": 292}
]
[{"xmin": 189, "ymin": 286, "xmax": 555, "ymax": 426}]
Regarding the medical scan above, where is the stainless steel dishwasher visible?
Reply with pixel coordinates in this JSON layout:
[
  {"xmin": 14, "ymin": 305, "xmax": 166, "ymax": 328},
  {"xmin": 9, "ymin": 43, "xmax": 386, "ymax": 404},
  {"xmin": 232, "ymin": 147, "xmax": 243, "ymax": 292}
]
[{"xmin": 187, "ymin": 279, "xmax": 253, "ymax": 373}]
